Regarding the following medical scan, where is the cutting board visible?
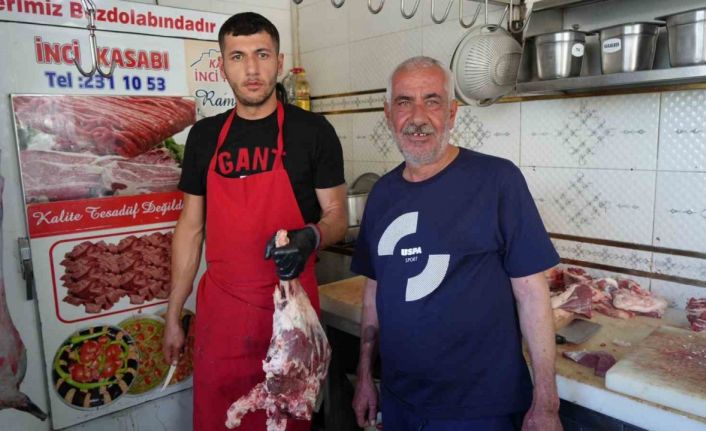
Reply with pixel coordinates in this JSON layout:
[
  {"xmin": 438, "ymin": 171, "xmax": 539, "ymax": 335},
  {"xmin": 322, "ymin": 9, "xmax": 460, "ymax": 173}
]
[{"xmin": 605, "ymin": 326, "xmax": 706, "ymax": 419}]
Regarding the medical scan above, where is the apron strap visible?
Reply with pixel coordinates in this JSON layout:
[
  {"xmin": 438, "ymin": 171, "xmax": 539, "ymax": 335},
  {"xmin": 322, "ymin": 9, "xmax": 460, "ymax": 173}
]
[{"xmin": 272, "ymin": 101, "xmax": 285, "ymax": 171}]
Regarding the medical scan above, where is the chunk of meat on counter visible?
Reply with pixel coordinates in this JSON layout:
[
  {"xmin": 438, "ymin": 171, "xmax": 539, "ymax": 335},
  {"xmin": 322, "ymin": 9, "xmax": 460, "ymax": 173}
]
[
  {"xmin": 563, "ymin": 350, "xmax": 617, "ymax": 377},
  {"xmin": 544, "ymin": 267, "xmax": 565, "ymax": 291},
  {"xmin": 225, "ymin": 231, "xmax": 331, "ymax": 431},
  {"xmin": 551, "ymin": 283, "xmax": 592, "ymax": 318},
  {"xmin": 564, "ymin": 267, "xmax": 592, "ymax": 286},
  {"xmin": 612, "ymin": 289, "xmax": 668, "ymax": 318},
  {"xmin": 686, "ymin": 298, "xmax": 706, "ymax": 332}
]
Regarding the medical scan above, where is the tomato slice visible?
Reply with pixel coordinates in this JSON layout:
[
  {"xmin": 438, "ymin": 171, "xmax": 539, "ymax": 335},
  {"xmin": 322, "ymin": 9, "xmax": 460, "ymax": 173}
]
[
  {"xmin": 79, "ymin": 340, "xmax": 100, "ymax": 363},
  {"xmin": 105, "ymin": 344, "xmax": 123, "ymax": 360},
  {"xmin": 69, "ymin": 363, "xmax": 89, "ymax": 383}
]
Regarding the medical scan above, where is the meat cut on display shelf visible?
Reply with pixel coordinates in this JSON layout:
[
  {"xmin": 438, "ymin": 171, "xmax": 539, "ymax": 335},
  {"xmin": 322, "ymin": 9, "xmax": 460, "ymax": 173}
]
[
  {"xmin": 13, "ymin": 96, "xmax": 195, "ymax": 157},
  {"xmin": 21, "ymin": 146, "xmax": 182, "ymax": 203},
  {"xmin": 61, "ymin": 232, "xmax": 172, "ymax": 314},
  {"xmin": 226, "ymin": 231, "xmax": 331, "ymax": 431},
  {"xmin": 0, "ymin": 178, "xmax": 48, "ymax": 420}
]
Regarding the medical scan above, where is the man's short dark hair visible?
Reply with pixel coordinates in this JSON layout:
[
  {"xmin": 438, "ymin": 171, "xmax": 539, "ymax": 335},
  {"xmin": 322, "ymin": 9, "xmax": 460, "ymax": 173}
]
[{"xmin": 218, "ymin": 12, "xmax": 280, "ymax": 53}]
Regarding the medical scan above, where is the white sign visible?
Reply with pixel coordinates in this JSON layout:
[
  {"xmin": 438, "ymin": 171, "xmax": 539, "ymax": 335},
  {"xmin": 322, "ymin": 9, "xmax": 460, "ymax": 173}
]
[{"xmin": 0, "ymin": 0, "xmax": 227, "ymax": 40}]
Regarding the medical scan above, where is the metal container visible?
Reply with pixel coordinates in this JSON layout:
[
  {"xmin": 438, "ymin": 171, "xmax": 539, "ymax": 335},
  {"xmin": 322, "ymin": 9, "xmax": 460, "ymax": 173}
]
[
  {"xmin": 347, "ymin": 192, "xmax": 368, "ymax": 227},
  {"xmin": 599, "ymin": 22, "xmax": 661, "ymax": 74},
  {"xmin": 662, "ymin": 8, "xmax": 706, "ymax": 67},
  {"xmin": 534, "ymin": 30, "xmax": 586, "ymax": 80}
]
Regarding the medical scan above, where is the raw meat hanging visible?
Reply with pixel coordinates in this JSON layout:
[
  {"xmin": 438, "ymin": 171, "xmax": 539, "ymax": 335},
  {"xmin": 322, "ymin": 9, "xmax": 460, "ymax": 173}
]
[
  {"xmin": 0, "ymin": 178, "xmax": 48, "ymax": 420},
  {"xmin": 225, "ymin": 230, "xmax": 332, "ymax": 431}
]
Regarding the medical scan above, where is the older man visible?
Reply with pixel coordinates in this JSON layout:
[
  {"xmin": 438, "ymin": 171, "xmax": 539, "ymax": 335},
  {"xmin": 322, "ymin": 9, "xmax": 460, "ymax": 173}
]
[{"xmin": 351, "ymin": 56, "xmax": 562, "ymax": 431}]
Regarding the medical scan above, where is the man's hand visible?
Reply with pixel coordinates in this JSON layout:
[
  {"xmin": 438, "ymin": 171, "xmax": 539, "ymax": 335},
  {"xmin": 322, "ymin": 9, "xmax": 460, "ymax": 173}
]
[
  {"xmin": 522, "ymin": 402, "xmax": 562, "ymax": 431},
  {"xmin": 352, "ymin": 373, "xmax": 378, "ymax": 428},
  {"xmin": 264, "ymin": 225, "xmax": 319, "ymax": 280},
  {"xmin": 162, "ymin": 318, "xmax": 185, "ymax": 364}
]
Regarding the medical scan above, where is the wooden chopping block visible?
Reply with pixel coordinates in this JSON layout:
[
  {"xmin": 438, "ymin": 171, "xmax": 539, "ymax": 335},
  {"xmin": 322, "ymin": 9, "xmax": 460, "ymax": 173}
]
[{"xmin": 605, "ymin": 326, "xmax": 706, "ymax": 419}]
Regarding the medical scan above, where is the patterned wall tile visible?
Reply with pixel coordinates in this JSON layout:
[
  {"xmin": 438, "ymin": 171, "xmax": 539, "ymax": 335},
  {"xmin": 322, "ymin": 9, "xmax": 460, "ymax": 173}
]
[
  {"xmin": 451, "ymin": 102, "xmax": 520, "ymax": 165},
  {"xmin": 348, "ymin": 0, "xmax": 422, "ymax": 42},
  {"xmin": 522, "ymin": 167, "xmax": 656, "ymax": 244},
  {"xmin": 653, "ymin": 253, "xmax": 706, "ymax": 283},
  {"xmin": 521, "ymin": 94, "xmax": 659, "ymax": 169},
  {"xmin": 325, "ymin": 114, "xmax": 353, "ymax": 160},
  {"xmin": 299, "ymin": 0, "xmax": 349, "ymax": 53},
  {"xmin": 653, "ymin": 171, "xmax": 706, "ymax": 253},
  {"xmin": 659, "ymin": 90, "xmax": 706, "ymax": 172},
  {"xmin": 350, "ymin": 111, "xmax": 399, "ymax": 162},
  {"xmin": 352, "ymin": 112, "xmax": 397, "ymax": 162},
  {"xmin": 552, "ymin": 238, "xmax": 652, "ymax": 272},
  {"xmin": 349, "ymin": 29, "xmax": 423, "ymax": 92},
  {"xmin": 312, "ymin": 93, "xmax": 386, "ymax": 113},
  {"xmin": 651, "ymin": 280, "xmax": 706, "ymax": 309},
  {"xmin": 301, "ymin": 45, "xmax": 351, "ymax": 96}
]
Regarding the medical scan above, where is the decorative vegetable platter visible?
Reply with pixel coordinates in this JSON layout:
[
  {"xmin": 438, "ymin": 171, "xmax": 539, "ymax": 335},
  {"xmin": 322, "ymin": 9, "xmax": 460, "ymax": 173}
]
[{"xmin": 52, "ymin": 325, "xmax": 139, "ymax": 409}]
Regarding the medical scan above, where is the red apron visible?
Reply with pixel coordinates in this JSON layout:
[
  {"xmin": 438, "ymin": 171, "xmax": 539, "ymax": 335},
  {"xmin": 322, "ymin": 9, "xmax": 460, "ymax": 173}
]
[{"xmin": 193, "ymin": 102, "xmax": 319, "ymax": 431}]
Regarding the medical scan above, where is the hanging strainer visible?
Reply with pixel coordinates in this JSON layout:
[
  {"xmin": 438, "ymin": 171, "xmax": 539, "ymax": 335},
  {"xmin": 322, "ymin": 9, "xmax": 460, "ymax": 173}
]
[{"xmin": 450, "ymin": 0, "xmax": 522, "ymax": 106}]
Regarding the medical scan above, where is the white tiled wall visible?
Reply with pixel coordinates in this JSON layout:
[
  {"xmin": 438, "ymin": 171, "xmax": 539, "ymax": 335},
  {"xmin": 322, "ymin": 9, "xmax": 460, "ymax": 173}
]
[{"xmin": 296, "ymin": 1, "xmax": 706, "ymax": 304}]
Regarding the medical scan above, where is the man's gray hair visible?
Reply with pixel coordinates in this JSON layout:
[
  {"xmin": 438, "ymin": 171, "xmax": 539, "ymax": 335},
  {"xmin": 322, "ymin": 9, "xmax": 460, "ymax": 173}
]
[{"xmin": 385, "ymin": 56, "xmax": 455, "ymax": 104}]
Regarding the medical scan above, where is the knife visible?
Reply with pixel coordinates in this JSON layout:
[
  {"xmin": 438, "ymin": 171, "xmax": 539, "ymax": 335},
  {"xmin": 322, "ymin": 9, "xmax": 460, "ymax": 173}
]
[
  {"xmin": 160, "ymin": 314, "xmax": 192, "ymax": 392},
  {"xmin": 555, "ymin": 319, "xmax": 602, "ymax": 344}
]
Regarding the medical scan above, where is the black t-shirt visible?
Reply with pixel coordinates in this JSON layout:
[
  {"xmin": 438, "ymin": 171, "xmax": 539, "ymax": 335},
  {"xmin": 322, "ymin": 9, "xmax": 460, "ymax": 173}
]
[{"xmin": 178, "ymin": 104, "xmax": 344, "ymax": 224}]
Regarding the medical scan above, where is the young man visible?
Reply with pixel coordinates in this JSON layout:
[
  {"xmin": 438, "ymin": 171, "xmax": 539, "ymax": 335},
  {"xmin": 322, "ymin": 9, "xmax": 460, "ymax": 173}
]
[
  {"xmin": 351, "ymin": 56, "xmax": 562, "ymax": 431},
  {"xmin": 162, "ymin": 12, "xmax": 347, "ymax": 431}
]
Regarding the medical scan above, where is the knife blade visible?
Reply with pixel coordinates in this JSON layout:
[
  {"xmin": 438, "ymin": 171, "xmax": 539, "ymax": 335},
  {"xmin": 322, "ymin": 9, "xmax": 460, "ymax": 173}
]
[
  {"xmin": 555, "ymin": 319, "xmax": 602, "ymax": 344},
  {"xmin": 160, "ymin": 362, "xmax": 178, "ymax": 392},
  {"xmin": 160, "ymin": 313, "xmax": 192, "ymax": 392}
]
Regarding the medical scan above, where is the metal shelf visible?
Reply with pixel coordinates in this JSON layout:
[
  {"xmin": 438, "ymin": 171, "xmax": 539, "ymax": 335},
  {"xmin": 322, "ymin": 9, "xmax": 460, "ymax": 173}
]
[{"xmin": 516, "ymin": 65, "xmax": 706, "ymax": 94}]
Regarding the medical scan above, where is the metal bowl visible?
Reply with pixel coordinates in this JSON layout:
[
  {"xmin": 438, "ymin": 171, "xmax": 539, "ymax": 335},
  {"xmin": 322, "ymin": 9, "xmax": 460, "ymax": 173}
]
[
  {"xmin": 598, "ymin": 22, "xmax": 661, "ymax": 74},
  {"xmin": 660, "ymin": 8, "xmax": 706, "ymax": 67},
  {"xmin": 534, "ymin": 30, "xmax": 587, "ymax": 80}
]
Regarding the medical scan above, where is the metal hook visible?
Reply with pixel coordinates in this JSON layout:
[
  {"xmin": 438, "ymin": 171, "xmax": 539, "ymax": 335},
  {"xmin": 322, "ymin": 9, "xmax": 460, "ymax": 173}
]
[
  {"xmin": 508, "ymin": 0, "xmax": 532, "ymax": 33},
  {"xmin": 368, "ymin": 0, "xmax": 384, "ymax": 14},
  {"xmin": 331, "ymin": 0, "xmax": 344, "ymax": 7},
  {"xmin": 459, "ymin": 0, "xmax": 481, "ymax": 28},
  {"xmin": 293, "ymin": 0, "xmax": 303, "ymax": 4},
  {"xmin": 72, "ymin": 0, "xmax": 116, "ymax": 78},
  {"xmin": 401, "ymin": 0, "xmax": 420, "ymax": 19},
  {"xmin": 431, "ymin": 0, "xmax": 454, "ymax": 24}
]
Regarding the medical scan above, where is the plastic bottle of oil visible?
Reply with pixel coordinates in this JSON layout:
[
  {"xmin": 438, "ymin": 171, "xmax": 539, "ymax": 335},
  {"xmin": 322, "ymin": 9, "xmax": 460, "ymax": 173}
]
[{"xmin": 292, "ymin": 67, "xmax": 311, "ymax": 111}]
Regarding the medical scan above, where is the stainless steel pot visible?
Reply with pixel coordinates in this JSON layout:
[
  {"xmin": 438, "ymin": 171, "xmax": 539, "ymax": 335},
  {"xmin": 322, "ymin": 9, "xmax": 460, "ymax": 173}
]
[
  {"xmin": 534, "ymin": 30, "xmax": 586, "ymax": 80},
  {"xmin": 661, "ymin": 8, "xmax": 706, "ymax": 67},
  {"xmin": 599, "ymin": 22, "xmax": 661, "ymax": 74},
  {"xmin": 344, "ymin": 173, "xmax": 379, "ymax": 243}
]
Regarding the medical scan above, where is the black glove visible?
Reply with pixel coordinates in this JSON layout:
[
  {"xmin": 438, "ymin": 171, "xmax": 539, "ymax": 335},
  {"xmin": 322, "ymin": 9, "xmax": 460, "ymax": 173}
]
[{"xmin": 264, "ymin": 225, "xmax": 320, "ymax": 281}]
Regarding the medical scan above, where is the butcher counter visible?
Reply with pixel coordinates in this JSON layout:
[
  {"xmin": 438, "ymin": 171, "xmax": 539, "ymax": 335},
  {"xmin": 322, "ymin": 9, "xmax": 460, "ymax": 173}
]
[{"xmin": 318, "ymin": 276, "xmax": 706, "ymax": 431}]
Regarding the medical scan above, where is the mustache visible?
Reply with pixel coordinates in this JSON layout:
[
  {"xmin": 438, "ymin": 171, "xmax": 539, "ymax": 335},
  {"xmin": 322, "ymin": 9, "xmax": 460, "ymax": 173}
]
[{"xmin": 401, "ymin": 123, "xmax": 436, "ymax": 135}]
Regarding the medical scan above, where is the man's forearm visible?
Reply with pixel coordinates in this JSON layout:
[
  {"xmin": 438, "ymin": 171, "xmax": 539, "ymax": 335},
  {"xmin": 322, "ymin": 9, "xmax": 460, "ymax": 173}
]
[
  {"xmin": 512, "ymin": 274, "xmax": 560, "ymax": 409},
  {"xmin": 315, "ymin": 184, "xmax": 348, "ymax": 248},
  {"xmin": 357, "ymin": 279, "xmax": 379, "ymax": 376},
  {"xmin": 166, "ymin": 223, "xmax": 204, "ymax": 325}
]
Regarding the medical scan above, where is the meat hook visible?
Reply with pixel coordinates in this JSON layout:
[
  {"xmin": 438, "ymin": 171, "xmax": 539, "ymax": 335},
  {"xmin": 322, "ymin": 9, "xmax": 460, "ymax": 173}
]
[
  {"xmin": 459, "ymin": 0, "xmax": 481, "ymax": 28},
  {"xmin": 293, "ymin": 0, "xmax": 303, "ymax": 4},
  {"xmin": 401, "ymin": 0, "xmax": 421, "ymax": 19},
  {"xmin": 431, "ymin": 0, "xmax": 454, "ymax": 24},
  {"xmin": 508, "ymin": 0, "xmax": 534, "ymax": 34},
  {"xmin": 72, "ymin": 0, "xmax": 117, "ymax": 78},
  {"xmin": 331, "ymin": 0, "xmax": 345, "ymax": 7},
  {"xmin": 368, "ymin": 0, "xmax": 385, "ymax": 14}
]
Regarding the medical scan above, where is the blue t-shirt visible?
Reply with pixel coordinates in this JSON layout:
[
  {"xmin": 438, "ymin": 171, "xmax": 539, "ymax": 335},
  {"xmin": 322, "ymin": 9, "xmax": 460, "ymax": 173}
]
[{"xmin": 351, "ymin": 148, "xmax": 559, "ymax": 420}]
